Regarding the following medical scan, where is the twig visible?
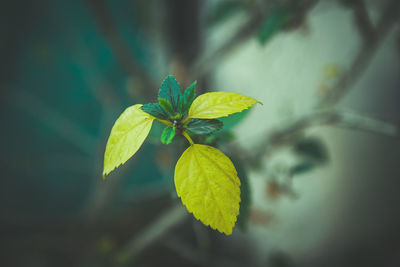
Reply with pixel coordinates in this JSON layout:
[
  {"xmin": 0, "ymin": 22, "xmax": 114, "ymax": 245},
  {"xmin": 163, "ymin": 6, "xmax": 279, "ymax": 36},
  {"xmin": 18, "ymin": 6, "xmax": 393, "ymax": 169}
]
[
  {"xmin": 162, "ymin": 234, "xmax": 246, "ymax": 267},
  {"xmin": 189, "ymin": 0, "xmax": 319, "ymax": 80},
  {"xmin": 249, "ymin": 109, "xmax": 398, "ymax": 163},
  {"xmin": 317, "ymin": 0, "xmax": 400, "ymax": 107},
  {"xmin": 14, "ymin": 90, "xmax": 97, "ymax": 155},
  {"xmin": 117, "ymin": 204, "xmax": 187, "ymax": 263},
  {"xmin": 86, "ymin": 0, "xmax": 156, "ymax": 99}
]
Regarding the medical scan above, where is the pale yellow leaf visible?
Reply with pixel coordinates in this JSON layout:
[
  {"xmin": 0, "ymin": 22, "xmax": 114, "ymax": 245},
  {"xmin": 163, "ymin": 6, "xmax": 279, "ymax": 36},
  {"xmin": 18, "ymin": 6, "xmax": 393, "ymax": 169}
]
[
  {"xmin": 188, "ymin": 92, "xmax": 260, "ymax": 119},
  {"xmin": 103, "ymin": 104, "xmax": 154, "ymax": 177},
  {"xmin": 174, "ymin": 144, "xmax": 241, "ymax": 235}
]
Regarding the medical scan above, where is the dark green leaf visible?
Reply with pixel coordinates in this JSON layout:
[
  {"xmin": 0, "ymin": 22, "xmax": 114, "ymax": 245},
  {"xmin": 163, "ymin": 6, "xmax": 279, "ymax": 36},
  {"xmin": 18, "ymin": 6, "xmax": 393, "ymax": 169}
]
[
  {"xmin": 160, "ymin": 126, "xmax": 175, "ymax": 144},
  {"xmin": 141, "ymin": 103, "xmax": 168, "ymax": 120},
  {"xmin": 179, "ymin": 80, "xmax": 197, "ymax": 115},
  {"xmin": 158, "ymin": 75, "xmax": 182, "ymax": 111},
  {"xmin": 218, "ymin": 108, "xmax": 250, "ymax": 132},
  {"xmin": 231, "ymin": 157, "xmax": 251, "ymax": 231},
  {"xmin": 293, "ymin": 137, "xmax": 328, "ymax": 164},
  {"xmin": 290, "ymin": 161, "xmax": 315, "ymax": 176},
  {"xmin": 186, "ymin": 119, "xmax": 223, "ymax": 135},
  {"xmin": 258, "ymin": 6, "xmax": 291, "ymax": 45},
  {"xmin": 158, "ymin": 97, "xmax": 174, "ymax": 115}
]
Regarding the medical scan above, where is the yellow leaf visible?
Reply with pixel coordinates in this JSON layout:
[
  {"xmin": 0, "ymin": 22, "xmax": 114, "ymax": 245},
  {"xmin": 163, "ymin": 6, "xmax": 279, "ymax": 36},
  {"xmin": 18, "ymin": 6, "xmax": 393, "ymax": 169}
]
[
  {"xmin": 103, "ymin": 104, "xmax": 154, "ymax": 177},
  {"xmin": 174, "ymin": 144, "xmax": 241, "ymax": 235},
  {"xmin": 188, "ymin": 92, "xmax": 260, "ymax": 119}
]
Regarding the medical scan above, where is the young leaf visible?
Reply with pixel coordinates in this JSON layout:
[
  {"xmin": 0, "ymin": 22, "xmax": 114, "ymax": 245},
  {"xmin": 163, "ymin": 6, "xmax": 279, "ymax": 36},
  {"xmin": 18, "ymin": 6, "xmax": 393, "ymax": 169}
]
[
  {"xmin": 179, "ymin": 80, "xmax": 197, "ymax": 115},
  {"xmin": 158, "ymin": 98, "xmax": 174, "ymax": 115},
  {"xmin": 174, "ymin": 144, "xmax": 241, "ymax": 235},
  {"xmin": 141, "ymin": 103, "xmax": 169, "ymax": 120},
  {"xmin": 160, "ymin": 126, "xmax": 175, "ymax": 144},
  {"xmin": 103, "ymin": 104, "xmax": 154, "ymax": 177},
  {"xmin": 188, "ymin": 92, "xmax": 260, "ymax": 119},
  {"xmin": 158, "ymin": 75, "xmax": 182, "ymax": 110},
  {"xmin": 186, "ymin": 119, "xmax": 223, "ymax": 135}
]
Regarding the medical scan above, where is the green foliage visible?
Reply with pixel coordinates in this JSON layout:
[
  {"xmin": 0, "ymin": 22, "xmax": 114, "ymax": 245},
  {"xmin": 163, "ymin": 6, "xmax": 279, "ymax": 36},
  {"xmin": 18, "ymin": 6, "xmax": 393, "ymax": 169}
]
[
  {"xmin": 290, "ymin": 136, "xmax": 329, "ymax": 176},
  {"xmin": 186, "ymin": 119, "xmax": 223, "ymax": 135},
  {"xmin": 158, "ymin": 75, "xmax": 182, "ymax": 110},
  {"xmin": 141, "ymin": 103, "xmax": 169, "ymax": 120},
  {"xmin": 160, "ymin": 126, "xmax": 176, "ymax": 144},
  {"xmin": 179, "ymin": 80, "xmax": 197, "ymax": 115},
  {"xmin": 293, "ymin": 136, "xmax": 328, "ymax": 164},
  {"xmin": 290, "ymin": 161, "xmax": 315, "ymax": 176},
  {"xmin": 218, "ymin": 108, "xmax": 250, "ymax": 132},
  {"xmin": 158, "ymin": 97, "xmax": 175, "ymax": 115},
  {"xmin": 104, "ymin": 74, "xmax": 261, "ymax": 235},
  {"xmin": 233, "ymin": 157, "xmax": 251, "ymax": 231},
  {"xmin": 258, "ymin": 6, "xmax": 291, "ymax": 45}
]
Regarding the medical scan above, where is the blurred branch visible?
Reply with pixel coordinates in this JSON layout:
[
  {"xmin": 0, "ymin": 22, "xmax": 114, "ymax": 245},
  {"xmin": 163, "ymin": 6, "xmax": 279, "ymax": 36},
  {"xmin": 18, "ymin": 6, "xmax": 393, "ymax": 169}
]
[
  {"xmin": 318, "ymin": 0, "xmax": 400, "ymax": 107},
  {"xmin": 14, "ymin": 90, "xmax": 97, "ymax": 155},
  {"xmin": 86, "ymin": 0, "xmax": 156, "ymax": 99},
  {"xmin": 162, "ymin": 234, "xmax": 245, "ymax": 267},
  {"xmin": 343, "ymin": 0, "xmax": 375, "ymax": 42},
  {"xmin": 117, "ymin": 204, "xmax": 187, "ymax": 264},
  {"xmin": 190, "ymin": 0, "xmax": 319, "ymax": 80},
  {"xmin": 249, "ymin": 109, "xmax": 398, "ymax": 163}
]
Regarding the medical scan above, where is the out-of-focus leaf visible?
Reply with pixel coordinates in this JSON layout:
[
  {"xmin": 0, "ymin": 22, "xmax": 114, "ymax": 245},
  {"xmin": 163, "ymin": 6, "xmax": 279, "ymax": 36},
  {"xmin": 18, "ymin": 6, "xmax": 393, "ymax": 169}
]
[
  {"xmin": 232, "ymin": 157, "xmax": 251, "ymax": 231},
  {"xmin": 218, "ymin": 108, "xmax": 250, "ymax": 132},
  {"xmin": 290, "ymin": 161, "xmax": 315, "ymax": 176},
  {"xmin": 158, "ymin": 75, "xmax": 182, "ymax": 110},
  {"xmin": 186, "ymin": 119, "xmax": 223, "ymax": 135},
  {"xmin": 206, "ymin": 0, "xmax": 245, "ymax": 26},
  {"xmin": 189, "ymin": 92, "xmax": 260, "ymax": 119},
  {"xmin": 179, "ymin": 80, "xmax": 197, "ymax": 115},
  {"xmin": 103, "ymin": 104, "xmax": 154, "ymax": 177},
  {"xmin": 258, "ymin": 6, "xmax": 291, "ymax": 45},
  {"xmin": 141, "ymin": 103, "xmax": 169, "ymax": 120},
  {"xmin": 293, "ymin": 136, "xmax": 328, "ymax": 164},
  {"xmin": 175, "ymin": 144, "xmax": 241, "ymax": 235},
  {"xmin": 158, "ymin": 97, "xmax": 175, "ymax": 116},
  {"xmin": 160, "ymin": 126, "xmax": 175, "ymax": 144}
]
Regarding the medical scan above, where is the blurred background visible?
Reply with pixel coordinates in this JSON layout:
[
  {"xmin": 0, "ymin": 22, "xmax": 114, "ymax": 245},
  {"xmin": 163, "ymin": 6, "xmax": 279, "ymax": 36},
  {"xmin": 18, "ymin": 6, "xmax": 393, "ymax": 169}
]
[{"xmin": 1, "ymin": 0, "xmax": 400, "ymax": 266}]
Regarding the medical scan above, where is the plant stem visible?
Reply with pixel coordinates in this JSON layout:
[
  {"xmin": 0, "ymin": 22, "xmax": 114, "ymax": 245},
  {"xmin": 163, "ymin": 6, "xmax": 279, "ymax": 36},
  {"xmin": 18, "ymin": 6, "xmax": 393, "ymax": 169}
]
[
  {"xmin": 182, "ymin": 131, "xmax": 194, "ymax": 145},
  {"xmin": 156, "ymin": 118, "xmax": 173, "ymax": 126}
]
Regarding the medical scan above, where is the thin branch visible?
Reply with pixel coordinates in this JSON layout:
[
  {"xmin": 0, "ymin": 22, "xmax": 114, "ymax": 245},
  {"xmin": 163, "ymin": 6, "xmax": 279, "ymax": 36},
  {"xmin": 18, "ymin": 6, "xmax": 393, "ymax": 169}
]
[
  {"xmin": 117, "ymin": 204, "xmax": 187, "ymax": 264},
  {"xmin": 14, "ymin": 90, "xmax": 97, "ymax": 155},
  {"xmin": 189, "ymin": 0, "xmax": 319, "ymax": 81},
  {"xmin": 317, "ymin": 0, "xmax": 400, "ymax": 107},
  {"xmin": 86, "ymin": 0, "xmax": 156, "ymax": 99},
  {"xmin": 248, "ymin": 109, "xmax": 398, "ymax": 163},
  {"xmin": 162, "ymin": 234, "xmax": 246, "ymax": 267}
]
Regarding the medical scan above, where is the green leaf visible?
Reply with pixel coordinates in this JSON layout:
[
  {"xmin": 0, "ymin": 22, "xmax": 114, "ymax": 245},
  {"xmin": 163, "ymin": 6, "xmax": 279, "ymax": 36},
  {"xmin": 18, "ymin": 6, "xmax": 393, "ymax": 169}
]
[
  {"xmin": 141, "ymin": 103, "xmax": 169, "ymax": 120},
  {"xmin": 186, "ymin": 119, "xmax": 223, "ymax": 135},
  {"xmin": 160, "ymin": 126, "xmax": 175, "ymax": 144},
  {"xmin": 290, "ymin": 161, "xmax": 316, "ymax": 176},
  {"xmin": 158, "ymin": 75, "xmax": 182, "ymax": 111},
  {"xmin": 103, "ymin": 105, "xmax": 154, "ymax": 177},
  {"xmin": 179, "ymin": 80, "xmax": 197, "ymax": 115},
  {"xmin": 218, "ymin": 108, "xmax": 250, "ymax": 132},
  {"xmin": 293, "ymin": 137, "xmax": 328, "ymax": 164},
  {"xmin": 158, "ymin": 97, "xmax": 174, "ymax": 115},
  {"xmin": 258, "ymin": 6, "xmax": 291, "ymax": 45},
  {"xmin": 175, "ymin": 144, "xmax": 241, "ymax": 235},
  {"xmin": 232, "ymin": 157, "xmax": 251, "ymax": 231},
  {"xmin": 189, "ymin": 92, "xmax": 260, "ymax": 119}
]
